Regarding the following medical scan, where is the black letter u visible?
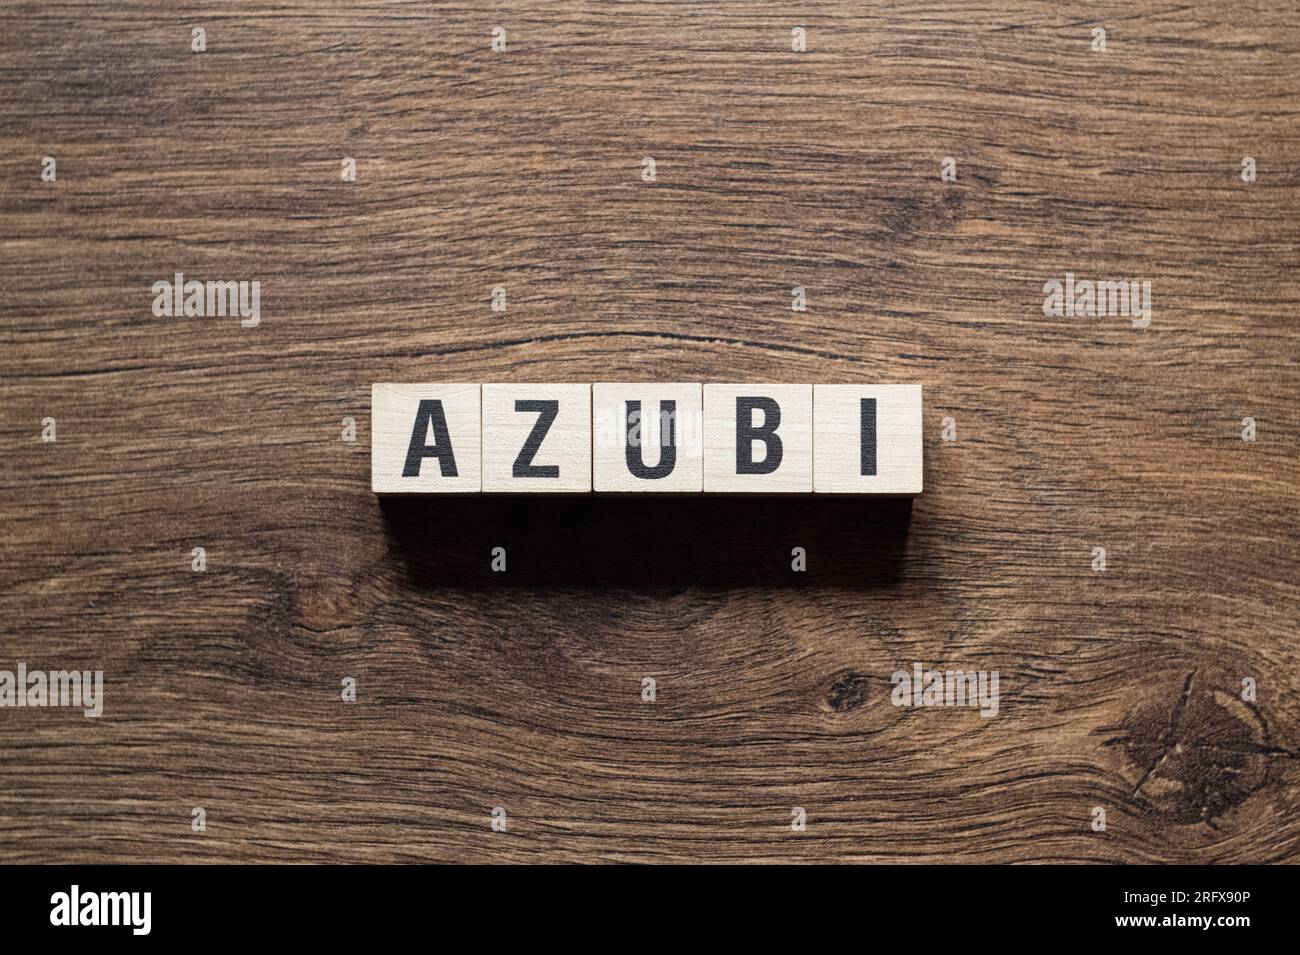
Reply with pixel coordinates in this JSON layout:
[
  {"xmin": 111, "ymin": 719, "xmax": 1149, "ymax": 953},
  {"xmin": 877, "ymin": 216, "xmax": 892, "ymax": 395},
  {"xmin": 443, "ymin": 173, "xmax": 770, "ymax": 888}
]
[{"xmin": 625, "ymin": 400, "xmax": 677, "ymax": 479}]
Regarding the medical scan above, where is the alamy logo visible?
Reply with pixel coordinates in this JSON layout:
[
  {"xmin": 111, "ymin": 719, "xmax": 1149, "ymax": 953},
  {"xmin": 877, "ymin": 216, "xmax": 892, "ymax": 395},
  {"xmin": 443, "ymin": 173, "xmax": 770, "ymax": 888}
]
[
  {"xmin": 151, "ymin": 272, "xmax": 260, "ymax": 327},
  {"xmin": 1043, "ymin": 272, "xmax": 1151, "ymax": 327},
  {"xmin": 0, "ymin": 664, "xmax": 103, "ymax": 717},
  {"xmin": 891, "ymin": 663, "xmax": 999, "ymax": 717},
  {"xmin": 50, "ymin": 885, "xmax": 151, "ymax": 935},
  {"xmin": 593, "ymin": 403, "xmax": 704, "ymax": 450}
]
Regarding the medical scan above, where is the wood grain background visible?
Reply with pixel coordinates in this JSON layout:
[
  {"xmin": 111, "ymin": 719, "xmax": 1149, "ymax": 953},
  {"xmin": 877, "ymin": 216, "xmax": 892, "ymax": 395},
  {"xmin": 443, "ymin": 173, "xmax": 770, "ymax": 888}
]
[{"xmin": 1, "ymin": 1, "xmax": 1298, "ymax": 863}]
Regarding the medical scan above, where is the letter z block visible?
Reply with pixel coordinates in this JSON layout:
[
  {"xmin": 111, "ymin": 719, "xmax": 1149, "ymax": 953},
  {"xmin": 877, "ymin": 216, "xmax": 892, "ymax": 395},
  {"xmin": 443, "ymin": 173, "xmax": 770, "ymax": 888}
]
[
  {"xmin": 482, "ymin": 384, "xmax": 592, "ymax": 493},
  {"xmin": 371, "ymin": 383, "xmax": 481, "ymax": 494}
]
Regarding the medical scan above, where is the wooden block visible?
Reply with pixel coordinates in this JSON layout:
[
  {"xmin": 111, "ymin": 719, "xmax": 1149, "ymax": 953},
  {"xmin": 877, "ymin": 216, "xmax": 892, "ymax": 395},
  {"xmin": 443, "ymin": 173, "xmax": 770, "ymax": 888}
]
[
  {"xmin": 703, "ymin": 384, "xmax": 813, "ymax": 493},
  {"xmin": 371, "ymin": 383, "xmax": 481, "ymax": 494},
  {"xmin": 592, "ymin": 383, "xmax": 703, "ymax": 492},
  {"xmin": 481, "ymin": 384, "xmax": 592, "ymax": 493},
  {"xmin": 813, "ymin": 384, "xmax": 923, "ymax": 495}
]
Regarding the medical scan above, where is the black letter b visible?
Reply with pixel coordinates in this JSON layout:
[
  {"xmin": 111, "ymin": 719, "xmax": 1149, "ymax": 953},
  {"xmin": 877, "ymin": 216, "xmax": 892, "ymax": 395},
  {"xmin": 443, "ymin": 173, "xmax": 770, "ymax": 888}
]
[{"xmin": 736, "ymin": 397, "xmax": 782, "ymax": 474}]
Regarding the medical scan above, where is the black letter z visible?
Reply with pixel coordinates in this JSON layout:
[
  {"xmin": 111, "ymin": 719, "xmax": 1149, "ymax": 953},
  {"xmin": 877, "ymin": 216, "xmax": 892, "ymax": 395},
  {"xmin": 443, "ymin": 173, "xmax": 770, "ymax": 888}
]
[{"xmin": 513, "ymin": 399, "xmax": 560, "ymax": 478}]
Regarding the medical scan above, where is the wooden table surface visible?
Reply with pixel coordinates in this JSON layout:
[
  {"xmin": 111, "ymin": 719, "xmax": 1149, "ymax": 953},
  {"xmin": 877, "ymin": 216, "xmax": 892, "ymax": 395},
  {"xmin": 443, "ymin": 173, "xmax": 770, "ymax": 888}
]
[{"xmin": 2, "ymin": 1, "xmax": 1297, "ymax": 863}]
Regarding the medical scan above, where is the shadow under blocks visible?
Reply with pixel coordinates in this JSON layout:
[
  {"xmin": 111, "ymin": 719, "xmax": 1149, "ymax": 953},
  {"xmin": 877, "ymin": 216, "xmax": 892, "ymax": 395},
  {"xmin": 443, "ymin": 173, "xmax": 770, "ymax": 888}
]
[{"xmin": 379, "ymin": 496, "xmax": 913, "ymax": 587}]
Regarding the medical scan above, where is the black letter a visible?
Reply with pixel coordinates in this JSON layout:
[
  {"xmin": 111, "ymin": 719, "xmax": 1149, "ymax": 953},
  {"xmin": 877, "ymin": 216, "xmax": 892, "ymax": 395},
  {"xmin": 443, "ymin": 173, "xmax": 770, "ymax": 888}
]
[{"xmin": 403, "ymin": 399, "xmax": 458, "ymax": 477}]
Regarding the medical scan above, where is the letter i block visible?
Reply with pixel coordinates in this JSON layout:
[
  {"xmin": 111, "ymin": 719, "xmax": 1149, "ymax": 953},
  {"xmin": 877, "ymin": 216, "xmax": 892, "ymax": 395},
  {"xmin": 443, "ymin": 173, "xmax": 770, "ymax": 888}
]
[
  {"xmin": 371, "ymin": 383, "xmax": 482, "ymax": 493},
  {"xmin": 592, "ymin": 384, "xmax": 703, "ymax": 492},
  {"xmin": 703, "ymin": 384, "xmax": 812, "ymax": 492},
  {"xmin": 481, "ymin": 384, "xmax": 592, "ymax": 492},
  {"xmin": 812, "ymin": 384, "xmax": 923, "ymax": 495}
]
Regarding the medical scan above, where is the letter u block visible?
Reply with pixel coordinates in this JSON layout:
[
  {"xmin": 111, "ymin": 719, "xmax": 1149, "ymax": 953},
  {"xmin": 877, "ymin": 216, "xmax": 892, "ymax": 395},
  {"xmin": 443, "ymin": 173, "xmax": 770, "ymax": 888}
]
[
  {"xmin": 592, "ymin": 383, "xmax": 703, "ymax": 492},
  {"xmin": 371, "ymin": 383, "xmax": 482, "ymax": 493},
  {"xmin": 481, "ymin": 384, "xmax": 592, "ymax": 492},
  {"xmin": 703, "ymin": 384, "xmax": 812, "ymax": 492}
]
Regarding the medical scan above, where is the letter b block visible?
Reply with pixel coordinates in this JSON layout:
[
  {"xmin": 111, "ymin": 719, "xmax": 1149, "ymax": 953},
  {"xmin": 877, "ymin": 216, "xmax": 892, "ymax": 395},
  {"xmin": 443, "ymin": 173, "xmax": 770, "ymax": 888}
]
[
  {"xmin": 703, "ymin": 384, "xmax": 812, "ymax": 492},
  {"xmin": 812, "ymin": 384, "xmax": 922, "ymax": 495},
  {"xmin": 482, "ymin": 384, "xmax": 592, "ymax": 492},
  {"xmin": 371, "ymin": 383, "xmax": 482, "ymax": 493}
]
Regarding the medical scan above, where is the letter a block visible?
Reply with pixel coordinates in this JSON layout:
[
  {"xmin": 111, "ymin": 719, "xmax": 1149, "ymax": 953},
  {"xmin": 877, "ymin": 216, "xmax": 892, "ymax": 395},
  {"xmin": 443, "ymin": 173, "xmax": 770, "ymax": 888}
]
[
  {"xmin": 592, "ymin": 383, "xmax": 703, "ymax": 492},
  {"xmin": 703, "ymin": 384, "xmax": 812, "ymax": 493},
  {"xmin": 812, "ymin": 384, "xmax": 922, "ymax": 495},
  {"xmin": 482, "ymin": 384, "xmax": 592, "ymax": 492},
  {"xmin": 371, "ymin": 383, "xmax": 482, "ymax": 493}
]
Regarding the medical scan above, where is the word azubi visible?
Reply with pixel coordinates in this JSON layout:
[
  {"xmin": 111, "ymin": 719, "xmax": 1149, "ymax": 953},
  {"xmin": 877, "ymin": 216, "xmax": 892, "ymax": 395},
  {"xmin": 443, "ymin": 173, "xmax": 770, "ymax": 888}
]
[{"xmin": 372, "ymin": 383, "xmax": 922, "ymax": 494}]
